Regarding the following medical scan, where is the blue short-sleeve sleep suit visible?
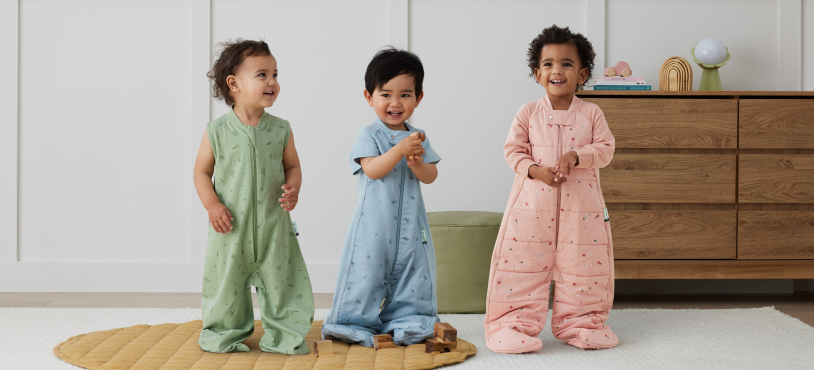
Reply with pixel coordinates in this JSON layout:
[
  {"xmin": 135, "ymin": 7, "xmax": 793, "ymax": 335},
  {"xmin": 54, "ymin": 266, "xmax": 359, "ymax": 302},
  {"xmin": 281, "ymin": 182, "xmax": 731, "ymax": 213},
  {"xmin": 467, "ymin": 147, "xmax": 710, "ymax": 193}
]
[{"xmin": 322, "ymin": 119, "xmax": 441, "ymax": 347}]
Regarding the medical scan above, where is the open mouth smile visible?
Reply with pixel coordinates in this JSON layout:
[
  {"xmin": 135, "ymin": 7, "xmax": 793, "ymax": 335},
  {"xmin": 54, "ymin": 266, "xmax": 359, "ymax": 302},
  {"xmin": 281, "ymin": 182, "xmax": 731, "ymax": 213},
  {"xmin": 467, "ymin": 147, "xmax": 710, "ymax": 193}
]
[
  {"xmin": 387, "ymin": 111, "xmax": 403, "ymax": 118},
  {"xmin": 549, "ymin": 79, "xmax": 566, "ymax": 86}
]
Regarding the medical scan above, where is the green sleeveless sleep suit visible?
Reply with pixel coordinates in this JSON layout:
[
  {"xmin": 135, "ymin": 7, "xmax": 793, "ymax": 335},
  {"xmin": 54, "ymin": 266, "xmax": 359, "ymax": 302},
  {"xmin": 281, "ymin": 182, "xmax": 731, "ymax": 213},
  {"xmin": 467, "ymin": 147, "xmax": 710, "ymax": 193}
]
[{"xmin": 199, "ymin": 109, "xmax": 315, "ymax": 354}]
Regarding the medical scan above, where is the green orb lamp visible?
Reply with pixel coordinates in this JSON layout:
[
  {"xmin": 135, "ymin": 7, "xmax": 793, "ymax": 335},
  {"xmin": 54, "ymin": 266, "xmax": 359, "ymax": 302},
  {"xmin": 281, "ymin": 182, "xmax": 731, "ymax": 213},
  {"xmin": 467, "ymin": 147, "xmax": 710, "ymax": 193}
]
[{"xmin": 691, "ymin": 37, "xmax": 731, "ymax": 91}]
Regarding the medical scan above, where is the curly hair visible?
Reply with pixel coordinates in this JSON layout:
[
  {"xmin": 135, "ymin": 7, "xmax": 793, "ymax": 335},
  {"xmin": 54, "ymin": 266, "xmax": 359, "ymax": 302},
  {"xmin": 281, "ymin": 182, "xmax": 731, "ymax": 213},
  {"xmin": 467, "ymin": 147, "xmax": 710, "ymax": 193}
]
[
  {"xmin": 208, "ymin": 39, "xmax": 272, "ymax": 107},
  {"xmin": 526, "ymin": 25, "xmax": 595, "ymax": 92}
]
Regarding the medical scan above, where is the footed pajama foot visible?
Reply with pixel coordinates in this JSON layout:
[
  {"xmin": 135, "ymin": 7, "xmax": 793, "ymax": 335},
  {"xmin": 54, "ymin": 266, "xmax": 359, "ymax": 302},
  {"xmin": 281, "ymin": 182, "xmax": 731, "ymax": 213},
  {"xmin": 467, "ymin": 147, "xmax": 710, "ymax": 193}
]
[
  {"xmin": 562, "ymin": 326, "xmax": 619, "ymax": 350},
  {"xmin": 485, "ymin": 327, "xmax": 543, "ymax": 354}
]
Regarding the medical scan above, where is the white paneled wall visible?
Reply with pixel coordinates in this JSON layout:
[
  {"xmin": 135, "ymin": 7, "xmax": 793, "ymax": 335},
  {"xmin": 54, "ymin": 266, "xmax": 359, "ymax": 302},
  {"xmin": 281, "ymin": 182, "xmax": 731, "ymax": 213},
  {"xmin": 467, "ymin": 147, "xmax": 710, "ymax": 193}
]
[{"xmin": 1, "ymin": 0, "xmax": 812, "ymax": 293}]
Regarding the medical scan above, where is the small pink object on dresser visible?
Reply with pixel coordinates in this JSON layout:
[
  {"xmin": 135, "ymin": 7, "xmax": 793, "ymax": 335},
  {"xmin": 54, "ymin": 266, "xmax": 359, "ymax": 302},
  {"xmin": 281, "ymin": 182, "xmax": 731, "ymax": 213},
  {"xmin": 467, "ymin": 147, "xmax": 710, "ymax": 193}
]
[{"xmin": 604, "ymin": 61, "xmax": 632, "ymax": 77}]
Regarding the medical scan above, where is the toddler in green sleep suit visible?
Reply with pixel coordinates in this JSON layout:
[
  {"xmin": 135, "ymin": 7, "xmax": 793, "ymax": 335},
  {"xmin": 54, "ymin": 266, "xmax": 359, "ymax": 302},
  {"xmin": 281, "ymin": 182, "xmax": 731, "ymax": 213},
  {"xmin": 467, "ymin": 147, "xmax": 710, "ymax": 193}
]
[{"xmin": 192, "ymin": 39, "xmax": 314, "ymax": 354}]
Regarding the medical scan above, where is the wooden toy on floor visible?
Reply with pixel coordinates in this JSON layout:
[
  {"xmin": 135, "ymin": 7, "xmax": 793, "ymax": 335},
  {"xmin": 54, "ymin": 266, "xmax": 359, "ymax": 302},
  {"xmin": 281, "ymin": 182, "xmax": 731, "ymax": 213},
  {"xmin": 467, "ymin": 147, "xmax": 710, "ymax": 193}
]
[
  {"xmin": 408, "ymin": 132, "xmax": 425, "ymax": 161},
  {"xmin": 312, "ymin": 340, "xmax": 333, "ymax": 357},
  {"xmin": 425, "ymin": 322, "xmax": 458, "ymax": 353},
  {"xmin": 374, "ymin": 334, "xmax": 395, "ymax": 350}
]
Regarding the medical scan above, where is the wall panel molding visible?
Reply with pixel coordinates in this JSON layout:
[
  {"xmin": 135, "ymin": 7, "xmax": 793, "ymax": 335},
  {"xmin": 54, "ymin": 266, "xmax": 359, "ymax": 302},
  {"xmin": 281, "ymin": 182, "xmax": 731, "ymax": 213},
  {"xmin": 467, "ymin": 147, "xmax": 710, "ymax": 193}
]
[
  {"xmin": 0, "ymin": 0, "xmax": 19, "ymax": 262},
  {"xmin": 778, "ymin": 0, "xmax": 802, "ymax": 90},
  {"xmin": 390, "ymin": 0, "xmax": 409, "ymax": 49},
  {"xmin": 586, "ymin": 0, "xmax": 606, "ymax": 75},
  {"xmin": 190, "ymin": 0, "xmax": 211, "ymax": 264}
]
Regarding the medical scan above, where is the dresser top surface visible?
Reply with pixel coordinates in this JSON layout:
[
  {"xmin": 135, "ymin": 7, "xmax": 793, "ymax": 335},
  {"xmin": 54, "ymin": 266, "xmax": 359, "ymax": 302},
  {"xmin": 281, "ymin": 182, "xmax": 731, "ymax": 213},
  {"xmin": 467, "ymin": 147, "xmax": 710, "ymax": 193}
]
[{"xmin": 578, "ymin": 91, "xmax": 814, "ymax": 97}]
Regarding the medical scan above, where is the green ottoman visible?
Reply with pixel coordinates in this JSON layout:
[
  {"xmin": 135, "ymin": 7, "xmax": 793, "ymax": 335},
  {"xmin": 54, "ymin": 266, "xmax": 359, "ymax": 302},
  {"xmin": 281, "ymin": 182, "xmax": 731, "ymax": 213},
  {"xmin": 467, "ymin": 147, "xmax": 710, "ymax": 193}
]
[{"xmin": 429, "ymin": 211, "xmax": 503, "ymax": 314}]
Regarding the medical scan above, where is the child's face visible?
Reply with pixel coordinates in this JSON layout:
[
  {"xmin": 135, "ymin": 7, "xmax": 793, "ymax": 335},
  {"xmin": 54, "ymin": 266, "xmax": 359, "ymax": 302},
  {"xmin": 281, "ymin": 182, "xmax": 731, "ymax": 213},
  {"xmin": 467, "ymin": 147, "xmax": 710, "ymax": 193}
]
[
  {"xmin": 364, "ymin": 74, "xmax": 424, "ymax": 130},
  {"xmin": 534, "ymin": 43, "xmax": 589, "ymax": 101},
  {"xmin": 228, "ymin": 54, "xmax": 279, "ymax": 109}
]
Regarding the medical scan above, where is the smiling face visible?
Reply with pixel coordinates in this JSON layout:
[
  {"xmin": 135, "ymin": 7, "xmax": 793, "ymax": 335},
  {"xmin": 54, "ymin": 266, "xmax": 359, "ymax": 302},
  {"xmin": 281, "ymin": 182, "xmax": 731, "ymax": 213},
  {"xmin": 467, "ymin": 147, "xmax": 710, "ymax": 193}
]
[
  {"xmin": 227, "ymin": 54, "xmax": 279, "ymax": 109},
  {"xmin": 534, "ymin": 43, "xmax": 589, "ymax": 101},
  {"xmin": 364, "ymin": 73, "xmax": 424, "ymax": 130}
]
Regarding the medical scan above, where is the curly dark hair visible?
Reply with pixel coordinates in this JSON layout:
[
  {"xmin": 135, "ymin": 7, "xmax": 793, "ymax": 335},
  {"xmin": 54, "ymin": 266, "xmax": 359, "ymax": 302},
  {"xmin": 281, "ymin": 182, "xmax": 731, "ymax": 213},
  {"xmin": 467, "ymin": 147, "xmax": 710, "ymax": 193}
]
[
  {"xmin": 526, "ymin": 25, "xmax": 595, "ymax": 92},
  {"xmin": 208, "ymin": 39, "xmax": 272, "ymax": 107},
  {"xmin": 365, "ymin": 46, "xmax": 424, "ymax": 98}
]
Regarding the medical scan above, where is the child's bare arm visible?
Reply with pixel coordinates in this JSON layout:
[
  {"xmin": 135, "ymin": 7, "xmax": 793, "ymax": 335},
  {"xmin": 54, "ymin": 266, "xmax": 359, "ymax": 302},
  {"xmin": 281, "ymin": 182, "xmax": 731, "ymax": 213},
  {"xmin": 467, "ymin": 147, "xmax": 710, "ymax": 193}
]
[
  {"xmin": 193, "ymin": 131, "xmax": 233, "ymax": 234},
  {"xmin": 280, "ymin": 130, "xmax": 302, "ymax": 212},
  {"xmin": 359, "ymin": 134, "xmax": 423, "ymax": 179}
]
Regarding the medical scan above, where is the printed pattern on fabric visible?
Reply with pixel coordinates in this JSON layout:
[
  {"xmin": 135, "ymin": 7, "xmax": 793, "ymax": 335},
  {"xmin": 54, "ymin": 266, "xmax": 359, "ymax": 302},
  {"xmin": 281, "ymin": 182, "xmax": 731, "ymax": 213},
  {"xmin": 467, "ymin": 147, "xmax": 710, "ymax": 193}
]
[
  {"xmin": 484, "ymin": 96, "xmax": 620, "ymax": 353},
  {"xmin": 322, "ymin": 119, "xmax": 442, "ymax": 347},
  {"xmin": 199, "ymin": 109, "xmax": 315, "ymax": 354}
]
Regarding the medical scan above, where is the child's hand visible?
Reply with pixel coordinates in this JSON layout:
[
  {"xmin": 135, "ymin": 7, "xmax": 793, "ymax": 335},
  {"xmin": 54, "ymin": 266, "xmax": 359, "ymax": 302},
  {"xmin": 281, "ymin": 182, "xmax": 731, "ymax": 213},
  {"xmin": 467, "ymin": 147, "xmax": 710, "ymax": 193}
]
[
  {"xmin": 554, "ymin": 151, "xmax": 579, "ymax": 182},
  {"xmin": 207, "ymin": 203, "xmax": 233, "ymax": 234},
  {"xmin": 396, "ymin": 134, "xmax": 424, "ymax": 157},
  {"xmin": 279, "ymin": 184, "xmax": 299, "ymax": 212},
  {"xmin": 407, "ymin": 148, "xmax": 426, "ymax": 168},
  {"xmin": 529, "ymin": 165, "xmax": 560, "ymax": 187}
]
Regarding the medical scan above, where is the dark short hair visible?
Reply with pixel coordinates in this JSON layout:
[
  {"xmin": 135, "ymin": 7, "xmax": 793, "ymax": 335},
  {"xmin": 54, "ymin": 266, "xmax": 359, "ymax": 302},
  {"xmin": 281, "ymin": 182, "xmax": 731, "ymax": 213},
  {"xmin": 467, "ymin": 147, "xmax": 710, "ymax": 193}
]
[
  {"xmin": 365, "ymin": 47, "xmax": 424, "ymax": 98},
  {"xmin": 208, "ymin": 39, "xmax": 272, "ymax": 107},
  {"xmin": 527, "ymin": 25, "xmax": 596, "ymax": 92}
]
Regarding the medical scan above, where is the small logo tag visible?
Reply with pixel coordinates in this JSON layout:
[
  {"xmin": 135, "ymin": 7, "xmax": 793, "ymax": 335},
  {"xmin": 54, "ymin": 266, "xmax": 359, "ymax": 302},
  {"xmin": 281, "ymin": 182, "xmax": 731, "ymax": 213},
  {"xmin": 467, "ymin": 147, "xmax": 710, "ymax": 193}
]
[
  {"xmin": 603, "ymin": 208, "xmax": 609, "ymax": 222},
  {"xmin": 293, "ymin": 222, "xmax": 300, "ymax": 236},
  {"xmin": 421, "ymin": 229, "xmax": 427, "ymax": 244}
]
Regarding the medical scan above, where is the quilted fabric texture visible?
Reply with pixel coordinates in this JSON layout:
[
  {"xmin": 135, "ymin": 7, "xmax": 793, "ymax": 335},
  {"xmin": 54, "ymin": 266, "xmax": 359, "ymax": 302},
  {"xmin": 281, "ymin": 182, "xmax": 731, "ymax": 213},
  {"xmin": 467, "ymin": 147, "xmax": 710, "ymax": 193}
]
[{"xmin": 53, "ymin": 319, "xmax": 476, "ymax": 370}]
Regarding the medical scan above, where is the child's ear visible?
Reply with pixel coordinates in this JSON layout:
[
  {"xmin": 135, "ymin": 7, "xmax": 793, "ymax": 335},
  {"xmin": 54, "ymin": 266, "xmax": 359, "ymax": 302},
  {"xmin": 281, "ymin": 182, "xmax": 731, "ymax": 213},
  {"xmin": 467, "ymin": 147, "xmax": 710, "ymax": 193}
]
[
  {"xmin": 578, "ymin": 68, "xmax": 589, "ymax": 85},
  {"xmin": 534, "ymin": 68, "xmax": 544, "ymax": 85},
  {"xmin": 415, "ymin": 91, "xmax": 424, "ymax": 107},
  {"xmin": 227, "ymin": 75, "xmax": 239, "ymax": 92},
  {"xmin": 363, "ymin": 89, "xmax": 374, "ymax": 107}
]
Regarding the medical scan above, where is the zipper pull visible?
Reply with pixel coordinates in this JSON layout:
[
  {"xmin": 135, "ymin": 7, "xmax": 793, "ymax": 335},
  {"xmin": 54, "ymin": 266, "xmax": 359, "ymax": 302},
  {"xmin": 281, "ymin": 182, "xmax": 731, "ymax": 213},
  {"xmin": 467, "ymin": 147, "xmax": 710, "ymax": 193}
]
[
  {"xmin": 603, "ymin": 208, "xmax": 609, "ymax": 222},
  {"xmin": 421, "ymin": 229, "xmax": 427, "ymax": 244},
  {"xmin": 293, "ymin": 221, "xmax": 300, "ymax": 236}
]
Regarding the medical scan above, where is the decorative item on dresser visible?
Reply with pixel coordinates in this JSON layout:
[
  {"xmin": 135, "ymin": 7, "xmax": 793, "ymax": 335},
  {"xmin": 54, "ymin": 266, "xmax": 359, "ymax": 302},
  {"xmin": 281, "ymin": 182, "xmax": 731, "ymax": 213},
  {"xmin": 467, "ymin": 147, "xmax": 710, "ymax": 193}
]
[
  {"xmin": 691, "ymin": 37, "xmax": 731, "ymax": 91},
  {"xmin": 577, "ymin": 90, "xmax": 814, "ymax": 280},
  {"xmin": 659, "ymin": 56, "xmax": 693, "ymax": 91}
]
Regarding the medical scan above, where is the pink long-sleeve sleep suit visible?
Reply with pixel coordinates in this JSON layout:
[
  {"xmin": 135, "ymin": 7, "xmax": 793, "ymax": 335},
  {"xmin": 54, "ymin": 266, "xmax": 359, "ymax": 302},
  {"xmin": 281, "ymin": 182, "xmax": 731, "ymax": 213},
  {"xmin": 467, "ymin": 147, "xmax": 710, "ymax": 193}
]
[{"xmin": 484, "ymin": 95, "xmax": 619, "ymax": 353}]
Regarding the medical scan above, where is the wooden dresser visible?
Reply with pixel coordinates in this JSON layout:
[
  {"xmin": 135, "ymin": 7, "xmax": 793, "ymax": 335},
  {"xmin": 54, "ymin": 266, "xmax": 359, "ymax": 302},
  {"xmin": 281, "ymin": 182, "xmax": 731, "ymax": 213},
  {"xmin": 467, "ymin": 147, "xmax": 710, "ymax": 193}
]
[{"xmin": 576, "ymin": 91, "xmax": 814, "ymax": 279}]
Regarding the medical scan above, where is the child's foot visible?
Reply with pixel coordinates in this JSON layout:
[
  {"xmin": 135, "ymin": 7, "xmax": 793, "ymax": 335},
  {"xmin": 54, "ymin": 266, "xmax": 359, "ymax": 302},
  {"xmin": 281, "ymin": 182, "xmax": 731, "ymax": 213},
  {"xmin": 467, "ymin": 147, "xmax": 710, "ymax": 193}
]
[
  {"xmin": 562, "ymin": 327, "xmax": 619, "ymax": 349},
  {"xmin": 218, "ymin": 343, "xmax": 250, "ymax": 353},
  {"xmin": 485, "ymin": 327, "xmax": 543, "ymax": 354},
  {"xmin": 321, "ymin": 324, "xmax": 375, "ymax": 347}
]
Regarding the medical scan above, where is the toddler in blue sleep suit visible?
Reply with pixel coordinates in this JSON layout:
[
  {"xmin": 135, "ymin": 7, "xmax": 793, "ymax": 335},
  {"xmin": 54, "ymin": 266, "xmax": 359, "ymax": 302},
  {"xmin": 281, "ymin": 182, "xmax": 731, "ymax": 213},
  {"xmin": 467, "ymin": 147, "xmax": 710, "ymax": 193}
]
[{"xmin": 322, "ymin": 47, "xmax": 441, "ymax": 347}]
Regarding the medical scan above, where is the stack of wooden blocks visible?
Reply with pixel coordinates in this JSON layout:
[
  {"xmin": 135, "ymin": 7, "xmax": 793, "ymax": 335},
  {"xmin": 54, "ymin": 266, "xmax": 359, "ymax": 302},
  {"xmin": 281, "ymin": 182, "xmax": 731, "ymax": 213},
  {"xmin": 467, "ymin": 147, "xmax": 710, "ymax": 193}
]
[{"xmin": 425, "ymin": 323, "xmax": 457, "ymax": 354}]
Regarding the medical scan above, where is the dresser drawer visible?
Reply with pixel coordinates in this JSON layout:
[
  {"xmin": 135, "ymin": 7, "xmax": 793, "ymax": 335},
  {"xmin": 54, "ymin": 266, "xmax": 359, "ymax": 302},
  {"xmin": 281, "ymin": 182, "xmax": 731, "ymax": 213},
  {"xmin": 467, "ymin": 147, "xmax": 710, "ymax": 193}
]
[
  {"xmin": 581, "ymin": 98, "xmax": 737, "ymax": 148},
  {"xmin": 601, "ymin": 153, "xmax": 736, "ymax": 203},
  {"xmin": 740, "ymin": 99, "xmax": 814, "ymax": 149},
  {"xmin": 739, "ymin": 154, "xmax": 814, "ymax": 203},
  {"xmin": 611, "ymin": 210, "xmax": 736, "ymax": 259},
  {"xmin": 738, "ymin": 211, "xmax": 814, "ymax": 259}
]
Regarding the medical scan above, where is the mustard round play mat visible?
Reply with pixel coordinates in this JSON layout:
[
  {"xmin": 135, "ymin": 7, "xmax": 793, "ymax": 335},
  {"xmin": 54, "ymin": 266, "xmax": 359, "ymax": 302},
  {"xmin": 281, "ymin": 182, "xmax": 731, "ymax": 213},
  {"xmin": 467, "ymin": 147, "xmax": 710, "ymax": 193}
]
[{"xmin": 53, "ymin": 319, "xmax": 476, "ymax": 370}]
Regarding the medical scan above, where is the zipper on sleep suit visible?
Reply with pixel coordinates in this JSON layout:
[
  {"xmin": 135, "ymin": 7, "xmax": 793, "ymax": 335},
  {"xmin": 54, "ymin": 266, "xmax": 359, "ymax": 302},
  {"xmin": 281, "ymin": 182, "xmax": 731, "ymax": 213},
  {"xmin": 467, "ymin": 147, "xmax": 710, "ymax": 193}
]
[
  {"xmin": 391, "ymin": 159, "xmax": 407, "ymax": 276},
  {"xmin": 555, "ymin": 118, "xmax": 563, "ymax": 254}
]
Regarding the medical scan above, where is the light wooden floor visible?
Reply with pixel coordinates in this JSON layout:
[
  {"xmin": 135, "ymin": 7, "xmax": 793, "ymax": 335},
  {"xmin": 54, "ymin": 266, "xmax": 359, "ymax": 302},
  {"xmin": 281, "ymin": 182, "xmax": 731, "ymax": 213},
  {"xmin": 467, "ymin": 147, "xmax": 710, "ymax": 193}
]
[{"xmin": 2, "ymin": 293, "xmax": 812, "ymax": 327}]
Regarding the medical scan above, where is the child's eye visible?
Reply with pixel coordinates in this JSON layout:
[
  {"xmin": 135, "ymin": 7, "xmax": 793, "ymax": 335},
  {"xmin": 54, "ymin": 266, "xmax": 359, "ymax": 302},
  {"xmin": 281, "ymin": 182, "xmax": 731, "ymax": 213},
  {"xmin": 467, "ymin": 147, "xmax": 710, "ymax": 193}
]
[
  {"xmin": 273, "ymin": 73, "xmax": 278, "ymax": 78},
  {"xmin": 382, "ymin": 94, "xmax": 390, "ymax": 97},
  {"xmin": 563, "ymin": 63, "xmax": 572, "ymax": 67},
  {"xmin": 543, "ymin": 62, "xmax": 552, "ymax": 67},
  {"xmin": 258, "ymin": 73, "xmax": 266, "ymax": 77},
  {"xmin": 401, "ymin": 94, "xmax": 411, "ymax": 98}
]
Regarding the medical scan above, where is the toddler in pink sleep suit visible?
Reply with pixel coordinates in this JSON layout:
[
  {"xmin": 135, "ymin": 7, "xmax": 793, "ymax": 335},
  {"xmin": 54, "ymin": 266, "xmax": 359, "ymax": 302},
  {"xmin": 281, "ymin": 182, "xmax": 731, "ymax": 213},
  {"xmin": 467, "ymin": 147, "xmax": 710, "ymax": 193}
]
[{"xmin": 484, "ymin": 25, "xmax": 619, "ymax": 354}]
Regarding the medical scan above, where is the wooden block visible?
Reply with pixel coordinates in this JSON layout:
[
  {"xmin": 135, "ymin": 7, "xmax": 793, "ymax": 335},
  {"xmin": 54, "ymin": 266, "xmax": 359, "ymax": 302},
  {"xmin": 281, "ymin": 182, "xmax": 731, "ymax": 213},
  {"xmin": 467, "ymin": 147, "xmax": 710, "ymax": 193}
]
[
  {"xmin": 425, "ymin": 338, "xmax": 457, "ymax": 353},
  {"xmin": 600, "ymin": 153, "xmax": 736, "ymax": 203},
  {"xmin": 373, "ymin": 334, "xmax": 394, "ymax": 350},
  {"xmin": 312, "ymin": 340, "xmax": 332, "ymax": 357},
  {"xmin": 740, "ymin": 99, "xmax": 814, "ymax": 149},
  {"xmin": 434, "ymin": 323, "xmax": 457, "ymax": 343},
  {"xmin": 739, "ymin": 154, "xmax": 814, "ymax": 203},
  {"xmin": 738, "ymin": 211, "xmax": 814, "ymax": 259},
  {"xmin": 580, "ymin": 98, "xmax": 737, "ymax": 148},
  {"xmin": 610, "ymin": 210, "xmax": 736, "ymax": 259}
]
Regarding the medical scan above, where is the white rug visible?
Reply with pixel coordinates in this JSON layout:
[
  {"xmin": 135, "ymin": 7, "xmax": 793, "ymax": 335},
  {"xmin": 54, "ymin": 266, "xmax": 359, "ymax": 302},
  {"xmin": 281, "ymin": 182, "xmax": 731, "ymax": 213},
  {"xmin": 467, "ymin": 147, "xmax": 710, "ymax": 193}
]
[{"xmin": 1, "ymin": 307, "xmax": 813, "ymax": 369}]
